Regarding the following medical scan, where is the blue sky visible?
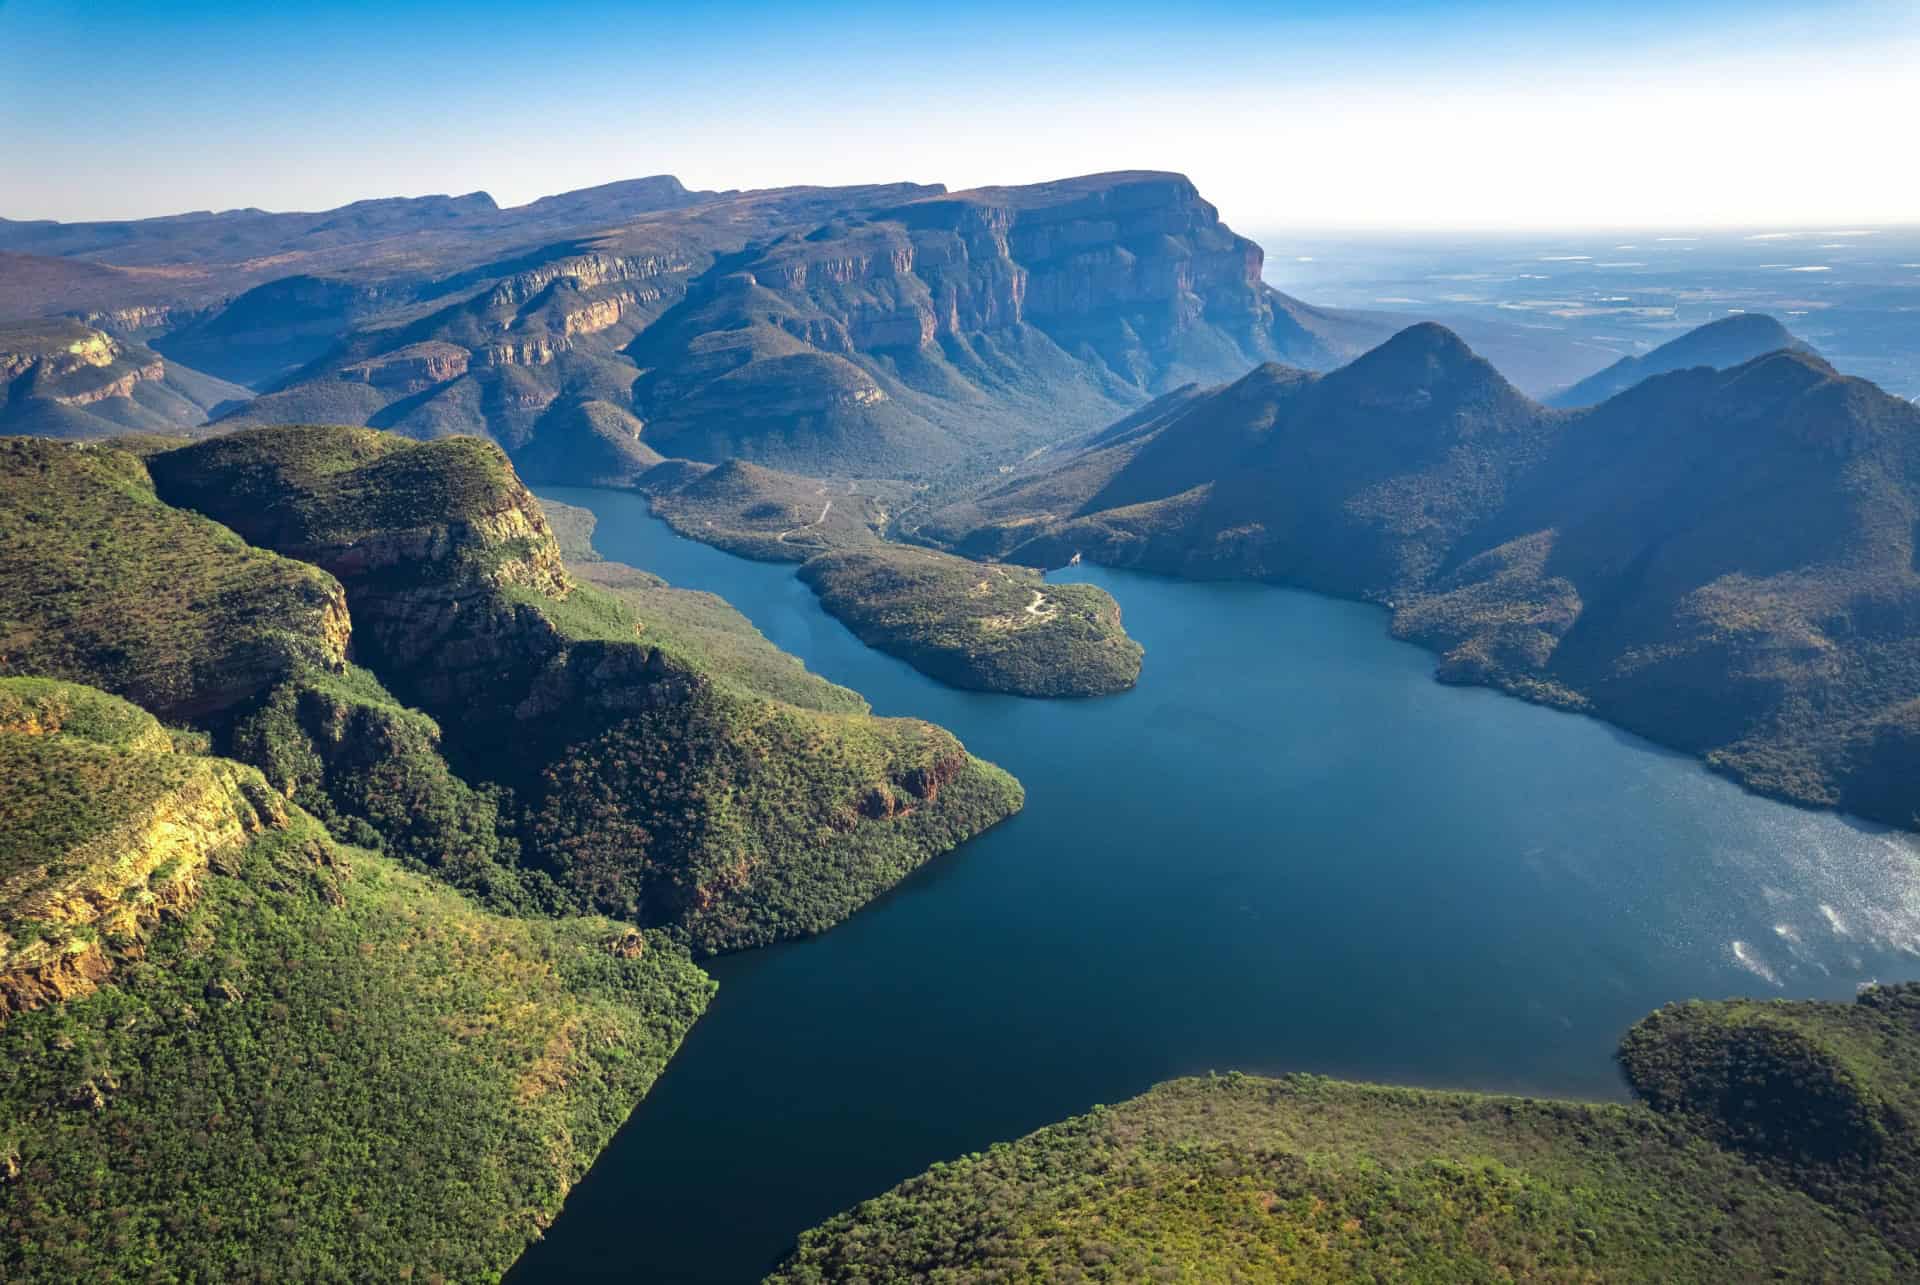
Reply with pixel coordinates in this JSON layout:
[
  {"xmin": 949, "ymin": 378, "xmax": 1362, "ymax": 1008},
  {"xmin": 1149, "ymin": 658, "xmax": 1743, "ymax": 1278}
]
[{"xmin": 1, "ymin": 0, "xmax": 1914, "ymax": 227}]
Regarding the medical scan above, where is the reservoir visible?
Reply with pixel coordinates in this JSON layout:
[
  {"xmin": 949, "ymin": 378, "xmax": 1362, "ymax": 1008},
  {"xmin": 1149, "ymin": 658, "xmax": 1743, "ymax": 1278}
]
[{"xmin": 516, "ymin": 486, "xmax": 1920, "ymax": 1283}]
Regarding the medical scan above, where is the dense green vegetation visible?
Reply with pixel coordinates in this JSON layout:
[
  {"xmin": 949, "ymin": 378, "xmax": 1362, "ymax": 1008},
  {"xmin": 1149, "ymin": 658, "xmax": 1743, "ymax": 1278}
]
[
  {"xmin": 227, "ymin": 663, "xmax": 546, "ymax": 912},
  {"xmin": 0, "ymin": 436, "xmax": 347, "ymax": 717},
  {"xmin": 146, "ymin": 425, "xmax": 1023, "ymax": 951},
  {"xmin": 634, "ymin": 457, "xmax": 1145, "ymax": 696},
  {"xmin": 497, "ymin": 573, "xmax": 1022, "ymax": 951},
  {"xmin": 1620, "ymin": 984, "xmax": 1920, "ymax": 1258},
  {"xmin": 774, "ymin": 987, "xmax": 1920, "ymax": 1283},
  {"xmin": 0, "ymin": 679, "xmax": 193, "ymax": 878},
  {"xmin": 144, "ymin": 423, "xmax": 532, "ymax": 554},
  {"xmin": 0, "ymin": 681, "xmax": 714, "ymax": 1282},
  {"xmin": 575, "ymin": 558, "xmax": 869, "ymax": 713},
  {"xmin": 800, "ymin": 544, "xmax": 1142, "ymax": 697},
  {"xmin": 929, "ymin": 323, "xmax": 1920, "ymax": 831},
  {"xmin": 0, "ymin": 436, "xmax": 538, "ymax": 910}
]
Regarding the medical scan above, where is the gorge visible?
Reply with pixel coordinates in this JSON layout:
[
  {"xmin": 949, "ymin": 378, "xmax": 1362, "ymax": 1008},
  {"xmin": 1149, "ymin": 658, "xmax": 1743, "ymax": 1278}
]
[{"xmin": 512, "ymin": 488, "xmax": 1920, "ymax": 1282}]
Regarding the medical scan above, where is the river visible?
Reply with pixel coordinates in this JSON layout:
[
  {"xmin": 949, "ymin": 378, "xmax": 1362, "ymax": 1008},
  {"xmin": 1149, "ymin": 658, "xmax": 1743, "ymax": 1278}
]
[{"xmin": 514, "ymin": 485, "xmax": 1920, "ymax": 1283}]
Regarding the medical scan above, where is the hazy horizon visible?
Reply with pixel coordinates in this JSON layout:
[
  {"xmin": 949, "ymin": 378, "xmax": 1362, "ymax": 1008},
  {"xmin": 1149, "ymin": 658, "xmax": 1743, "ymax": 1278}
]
[{"xmin": 2, "ymin": 0, "xmax": 1915, "ymax": 230}]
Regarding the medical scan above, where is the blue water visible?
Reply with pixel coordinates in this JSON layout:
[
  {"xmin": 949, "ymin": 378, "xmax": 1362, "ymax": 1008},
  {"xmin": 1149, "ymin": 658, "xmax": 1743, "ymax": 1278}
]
[{"xmin": 515, "ymin": 486, "xmax": 1920, "ymax": 1284}]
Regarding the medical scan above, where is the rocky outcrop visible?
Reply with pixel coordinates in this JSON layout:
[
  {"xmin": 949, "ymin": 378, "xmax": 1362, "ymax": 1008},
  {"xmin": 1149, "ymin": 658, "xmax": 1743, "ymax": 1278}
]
[
  {"xmin": 478, "ymin": 337, "xmax": 567, "ymax": 367},
  {"xmin": 0, "ymin": 321, "xmax": 166, "ymax": 404},
  {"xmin": 735, "ymin": 173, "xmax": 1292, "ymax": 376},
  {"xmin": 337, "ymin": 341, "xmax": 470, "ymax": 391},
  {"xmin": 73, "ymin": 303, "xmax": 213, "ymax": 337},
  {"xmin": 484, "ymin": 252, "xmax": 688, "ymax": 308},
  {"xmin": 0, "ymin": 680, "xmax": 293, "ymax": 1021}
]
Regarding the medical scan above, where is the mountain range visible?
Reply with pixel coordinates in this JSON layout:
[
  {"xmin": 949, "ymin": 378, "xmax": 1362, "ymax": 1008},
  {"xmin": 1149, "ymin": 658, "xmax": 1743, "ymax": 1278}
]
[
  {"xmin": 3, "ymin": 170, "xmax": 1656, "ymax": 486},
  {"xmin": 5, "ymin": 160, "xmax": 1920, "ymax": 1282},
  {"xmin": 920, "ymin": 316, "xmax": 1920, "ymax": 828}
]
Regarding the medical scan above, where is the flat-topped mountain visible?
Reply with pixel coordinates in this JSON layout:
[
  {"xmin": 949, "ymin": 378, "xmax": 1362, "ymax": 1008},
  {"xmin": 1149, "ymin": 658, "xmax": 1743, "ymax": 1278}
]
[
  {"xmin": 616, "ymin": 171, "xmax": 1373, "ymax": 475},
  {"xmin": 8, "ymin": 170, "xmax": 1613, "ymax": 485},
  {"xmin": 0, "ymin": 175, "xmax": 719, "ymax": 272},
  {"xmin": 2, "ymin": 427, "xmax": 1020, "ymax": 948},
  {"xmin": 93, "ymin": 171, "xmax": 1389, "ymax": 481},
  {"xmin": 0, "ymin": 320, "xmax": 245, "ymax": 438},
  {"xmin": 927, "ymin": 319, "xmax": 1920, "ymax": 830},
  {"xmin": 1548, "ymin": 312, "xmax": 1812, "ymax": 408}
]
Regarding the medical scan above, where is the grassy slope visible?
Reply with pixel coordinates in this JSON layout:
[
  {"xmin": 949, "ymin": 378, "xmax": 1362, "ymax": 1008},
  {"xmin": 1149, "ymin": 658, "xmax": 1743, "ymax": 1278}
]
[
  {"xmin": 0, "ymin": 436, "xmax": 536, "ymax": 912},
  {"xmin": 638, "ymin": 458, "xmax": 1144, "ymax": 697},
  {"xmin": 148, "ymin": 426, "xmax": 1023, "ymax": 953},
  {"xmin": 0, "ymin": 437, "xmax": 345, "ymax": 716},
  {"xmin": 541, "ymin": 494, "xmax": 868, "ymax": 714},
  {"xmin": 0, "ymin": 679, "xmax": 178, "ymax": 877},
  {"xmin": 799, "ymin": 545, "xmax": 1142, "ymax": 697},
  {"xmin": 640, "ymin": 457, "xmax": 900, "ymax": 563},
  {"xmin": 0, "ymin": 681, "xmax": 714, "ymax": 1283},
  {"xmin": 504, "ymin": 573, "xmax": 1023, "ymax": 951},
  {"xmin": 775, "ymin": 989, "xmax": 1920, "ymax": 1283}
]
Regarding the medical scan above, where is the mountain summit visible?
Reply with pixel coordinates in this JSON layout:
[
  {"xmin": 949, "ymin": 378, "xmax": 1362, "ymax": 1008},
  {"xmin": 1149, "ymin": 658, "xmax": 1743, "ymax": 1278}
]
[
  {"xmin": 929, "ymin": 328, "xmax": 1920, "ymax": 831},
  {"xmin": 1547, "ymin": 313, "xmax": 1811, "ymax": 408}
]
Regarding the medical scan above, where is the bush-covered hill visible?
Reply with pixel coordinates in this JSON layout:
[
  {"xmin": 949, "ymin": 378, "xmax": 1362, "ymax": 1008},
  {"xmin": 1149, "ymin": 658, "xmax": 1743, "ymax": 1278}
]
[
  {"xmin": 638, "ymin": 457, "xmax": 903, "ymax": 562},
  {"xmin": 0, "ymin": 434, "xmax": 540, "ymax": 911},
  {"xmin": 927, "ymin": 321, "xmax": 1920, "ymax": 831},
  {"xmin": 1620, "ymin": 983, "xmax": 1920, "ymax": 1258},
  {"xmin": 143, "ymin": 425, "xmax": 1022, "ymax": 951},
  {"xmin": 799, "ymin": 544, "xmax": 1143, "ymax": 698},
  {"xmin": 631, "ymin": 456, "xmax": 1146, "ymax": 697},
  {"xmin": 772, "ymin": 986, "xmax": 1920, "ymax": 1283},
  {"xmin": 0, "ymin": 677, "xmax": 714, "ymax": 1283}
]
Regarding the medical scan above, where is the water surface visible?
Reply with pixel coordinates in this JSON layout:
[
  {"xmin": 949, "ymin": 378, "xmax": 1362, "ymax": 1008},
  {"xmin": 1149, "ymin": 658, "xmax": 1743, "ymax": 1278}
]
[{"xmin": 516, "ymin": 486, "xmax": 1920, "ymax": 1283}]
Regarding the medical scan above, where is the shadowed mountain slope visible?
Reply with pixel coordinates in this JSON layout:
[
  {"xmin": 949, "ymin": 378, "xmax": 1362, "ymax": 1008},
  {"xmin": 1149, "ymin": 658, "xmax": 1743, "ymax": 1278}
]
[
  {"xmin": 1548, "ymin": 312, "xmax": 1813, "ymax": 408},
  {"xmin": 928, "ymin": 321, "xmax": 1920, "ymax": 829},
  {"xmin": 0, "ymin": 320, "xmax": 246, "ymax": 438},
  {"xmin": 212, "ymin": 173, "xmax": 1389, "ymax": 480}
]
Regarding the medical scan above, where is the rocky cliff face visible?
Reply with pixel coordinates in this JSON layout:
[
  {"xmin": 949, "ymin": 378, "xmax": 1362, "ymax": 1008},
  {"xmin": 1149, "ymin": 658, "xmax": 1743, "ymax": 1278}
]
[
  {"xmin": 0, "ymin": 680, "xmax": 292, "ymax": 1020},
  {"xmin": 0, "ymin": 321, "xmax": 166, "ymax": 405},
  {"xmin": 205, "ymin": 172, "xmax": 1385, "ymax": 482},
  {"xmin": 620, "ymin": 171, "xmax": 1374, "ymax": 475},
  {"xmin": 146, "ymin": 425, "xmax": 1021, "ymax": 950},
  {"xmin": 715, "ymin": 174, "xmax": 1297, "ymax": 378}
]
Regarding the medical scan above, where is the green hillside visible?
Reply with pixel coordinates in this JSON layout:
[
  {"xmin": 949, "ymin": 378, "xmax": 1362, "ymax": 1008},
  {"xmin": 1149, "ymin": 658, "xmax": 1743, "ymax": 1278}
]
[
  {"xmin": 799, "ymin": 544, "xmax": 1143, "ymax": 697},
  {"xmin": 144, "ymin": 425, "xmax": 1022, "ymax": 950},
  {"xmin": 0, "ymin": 677, "xmax": 713, "ymax": 1283},
  {"xmin": 928, "ymin": 324, "xmax": 1920, "ymax": 830},
  {"xmin": 773, "ymin": 986, "xmax": 1920, "ymax": 1283}
]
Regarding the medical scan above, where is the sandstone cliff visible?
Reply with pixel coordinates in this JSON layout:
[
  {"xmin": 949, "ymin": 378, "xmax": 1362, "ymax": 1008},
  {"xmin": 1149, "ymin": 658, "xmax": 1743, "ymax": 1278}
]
[
  {"xmin": 0, "ymin": 679, "xmax": 291, "ymax": 1019},
  {"xmin": 148, "ymin": 425, "xmax": 1023, "ymax": 950}
]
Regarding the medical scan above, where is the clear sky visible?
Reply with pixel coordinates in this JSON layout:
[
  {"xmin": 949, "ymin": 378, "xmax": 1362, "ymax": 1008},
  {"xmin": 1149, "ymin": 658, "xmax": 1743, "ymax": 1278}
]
[{"xmin": 1, "ymin": 0, "xmax": 1914, "ymax": 229}]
